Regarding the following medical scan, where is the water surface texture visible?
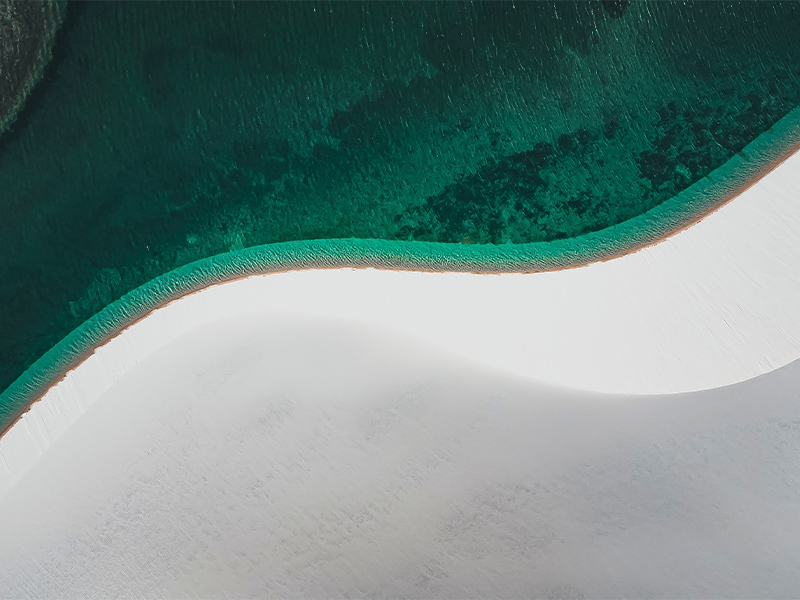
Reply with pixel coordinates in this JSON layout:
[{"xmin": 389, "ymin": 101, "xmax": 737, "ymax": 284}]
[{"xmin": 3, "ymin": 1, "xmax": 800, "ymax": 405}]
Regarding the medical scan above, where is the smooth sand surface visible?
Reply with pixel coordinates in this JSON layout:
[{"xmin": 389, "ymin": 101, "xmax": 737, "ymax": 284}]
[
  {"xmin": 1, "ymin": 130, "xmax": 800, "ymax": 597},
  {"xmin": 2, "ymin": 141, "xmax": 800, "ymax": 497},
  {"xmin": 1, "ymin": 315, "xmax": 799, "ymax": 598}
]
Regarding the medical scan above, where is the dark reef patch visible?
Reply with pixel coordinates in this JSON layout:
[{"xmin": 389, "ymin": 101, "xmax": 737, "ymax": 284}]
[
  {"xmin": 0, "ymin": 0, "xmax": 66, "ymax": 138},
  {"xmin": 601, "ymin": 1, "xmax": 629, "ymax": 20}
]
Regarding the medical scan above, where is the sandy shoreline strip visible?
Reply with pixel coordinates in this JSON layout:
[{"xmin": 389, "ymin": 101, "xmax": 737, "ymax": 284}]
[
  {"xmin": 3, "ymin": 119, "xmax": 800, "ymax": 442},
  {"xmin": 2, "ymin": 316, "xmax": 800, "ymax": 597},
  {"xmin": 1, "ymin": 129, "xmax": 800, "ymax": 495},
  {"xmin": 2, "ymin": 105, "xmax": 800, "ymax": 449}
]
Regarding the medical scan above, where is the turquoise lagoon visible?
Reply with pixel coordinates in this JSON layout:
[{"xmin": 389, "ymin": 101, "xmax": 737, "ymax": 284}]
[{"xmin": 3, "ymin": 1, "xmax": 800, "ymax": 430}]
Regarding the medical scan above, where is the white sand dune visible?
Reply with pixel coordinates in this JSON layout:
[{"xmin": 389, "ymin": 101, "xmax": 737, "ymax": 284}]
[
  {"xmin": 1, "ymin": 315, "xmax": 799, "ymax": 598},
  {"xmin": 1, "ymin": 140, "xmax": 800, "ymax": 596}
]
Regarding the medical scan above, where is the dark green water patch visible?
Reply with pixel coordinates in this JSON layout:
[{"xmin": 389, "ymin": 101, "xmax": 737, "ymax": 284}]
[{"xmin": 3, "ymin": 1, "xmax": 800, "ymax": 408}]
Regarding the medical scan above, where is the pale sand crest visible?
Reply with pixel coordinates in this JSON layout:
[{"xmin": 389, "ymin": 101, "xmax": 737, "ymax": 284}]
[
  {"xmin": 1, "ymin": 143, "xmax": 800, "ymax": 498},
  {"xmin": 0, "ymin": 122, "xmax": 799, "ymax": 596},
  {"xmin": 1, "ymin": 316, "xmax": 799, "ymax": 597}
]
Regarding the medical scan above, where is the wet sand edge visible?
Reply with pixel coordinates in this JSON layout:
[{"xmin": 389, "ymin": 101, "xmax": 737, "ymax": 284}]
[{"xmin": 2, "ymin": 128, "xmax": 800, "ymax": 441}]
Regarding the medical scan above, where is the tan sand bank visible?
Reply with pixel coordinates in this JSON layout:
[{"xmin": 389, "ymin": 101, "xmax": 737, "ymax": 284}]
[
  {"xmin": 2, "ymin": 142, "xmax": 800, "ymax": 498},
  {"xmin": 1, "ymin": 116, "xmax": 800, "ymax": 597},
  {"xmin": 1, "ymin": 316, "xmax": 799, "ymax": 597}
]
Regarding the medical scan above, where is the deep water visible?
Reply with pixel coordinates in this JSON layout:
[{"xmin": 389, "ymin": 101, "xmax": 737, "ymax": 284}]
[{"xmin": 3, "ymin": 1, "xmax": 800, "ymax": 406}]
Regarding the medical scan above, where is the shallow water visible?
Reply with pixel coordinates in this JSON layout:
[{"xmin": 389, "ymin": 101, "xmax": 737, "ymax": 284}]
[{"xmin": 2, "ymin": 1, "xmax": 800, "ymax": 408}]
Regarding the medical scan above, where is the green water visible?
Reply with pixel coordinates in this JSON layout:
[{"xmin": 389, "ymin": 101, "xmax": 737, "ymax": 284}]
[{"xmin": 3, "ymin": 1, "xmax": 800, "ymax": 427}]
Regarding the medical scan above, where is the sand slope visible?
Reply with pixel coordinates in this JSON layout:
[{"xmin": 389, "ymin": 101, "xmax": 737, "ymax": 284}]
[
  {"xmin": 1, "ymin": 315, "xmax": 799, "ymax": 598},
  {"xmin": 1, "ymin": 102, "xmax": 800, "ymax": 598}
]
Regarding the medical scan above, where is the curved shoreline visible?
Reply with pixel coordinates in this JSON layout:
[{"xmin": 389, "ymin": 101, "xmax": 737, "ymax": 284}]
[
  {"xmin": 2, "ymin": 107, "xmax": 800, "ymax": 438},
  {"xmin": 3, "ymin": 317, "xmax": 800, "ymax": 596}
]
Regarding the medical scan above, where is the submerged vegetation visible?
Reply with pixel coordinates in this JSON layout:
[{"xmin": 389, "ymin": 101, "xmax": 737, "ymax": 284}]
[{"xmin": 0, "ymin": 0, "xmax": 64, "ymax": 136}]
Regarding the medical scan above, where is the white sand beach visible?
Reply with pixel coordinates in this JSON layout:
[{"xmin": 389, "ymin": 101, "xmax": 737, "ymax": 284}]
[
  {"xmin": 1, "ymin": 144, "xmax": 800, "ymax": 596},
  {"xmin": 1, "ymin": 316, "xmax": 799, "ymax": 597}
]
